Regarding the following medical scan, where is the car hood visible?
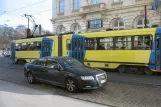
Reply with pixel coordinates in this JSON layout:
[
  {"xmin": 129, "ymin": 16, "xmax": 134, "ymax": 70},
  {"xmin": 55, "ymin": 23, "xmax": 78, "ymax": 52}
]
[{"xmin": 66, "ymin": 66, "xmax": 105, "ymax": 76}]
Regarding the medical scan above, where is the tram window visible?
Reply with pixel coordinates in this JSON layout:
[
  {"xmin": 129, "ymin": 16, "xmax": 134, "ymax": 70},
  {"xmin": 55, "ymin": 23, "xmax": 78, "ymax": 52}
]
[
  {"xmin": 27, "ymin": 43, "xmax": 33, "ymax": 51},
  {"xmin": 115, "ymin": 36, "xmax": 132, "ymax": 50},
  {"xmin": 34, "ymin": 42, "xmax": 41, "ymax": 50},
  {"xmin": 36, "ymin": 42, "xmax": 41, "ymax": 50},
  {"xmin": 85, "ymin": 38, "xmax": 97, "ymax": 50},
  {"xmin": 134, "ymin": 35, "xmax": 152, "ymax": 50},
  {"xmin": 16, "ymin": 43, "xmax": 21, "ymax": 51},
  {"xmin": 31, "ymin": 42, "xmax": 36, "ymax": 50},
  {"xmin": 21, "ymin": 43, "xmax": 27, "ymax": 51},
  {"xmin": 66, "ymin": 39, "xmax": 71, "ymax": 50},
  {"xmin": 31, "ymin": 42, "xmax": 41, "ymax": 50},
  {"xmin": 94, "ymin": 38, "xmax": 97, "ymax": 50},
  {"xmin": 97, "ymin": 37, "xmax": 113, "ymax": 50}
]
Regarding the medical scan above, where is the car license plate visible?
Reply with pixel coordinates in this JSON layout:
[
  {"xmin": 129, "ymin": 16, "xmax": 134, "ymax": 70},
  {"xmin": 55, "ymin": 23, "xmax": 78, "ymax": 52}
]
[{"xmin": 101, "ymin": 79, "xmax": 106, "ymax": 83}]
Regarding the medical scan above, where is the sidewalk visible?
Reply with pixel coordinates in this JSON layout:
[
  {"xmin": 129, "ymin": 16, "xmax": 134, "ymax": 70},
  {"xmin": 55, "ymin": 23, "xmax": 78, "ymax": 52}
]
[{"xmin": 0, "ymin": 80, "xmax": 108, "ymax": 107}]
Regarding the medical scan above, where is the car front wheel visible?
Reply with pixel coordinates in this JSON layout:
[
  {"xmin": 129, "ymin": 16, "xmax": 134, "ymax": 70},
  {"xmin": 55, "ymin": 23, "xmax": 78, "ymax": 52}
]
[
  {"xmin": 27, "ymin": 72, "xmax": 36, "ymax": 84},
  {"xmin": 65, "ymin": 78, "xmax": 78, "ymax": 93}
]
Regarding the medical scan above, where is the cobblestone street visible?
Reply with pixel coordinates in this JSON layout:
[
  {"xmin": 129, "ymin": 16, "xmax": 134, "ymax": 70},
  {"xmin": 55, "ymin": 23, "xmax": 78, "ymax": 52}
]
[{"xmin": 0, "ymin": 57, "xmax": 161, "ymax": 107}]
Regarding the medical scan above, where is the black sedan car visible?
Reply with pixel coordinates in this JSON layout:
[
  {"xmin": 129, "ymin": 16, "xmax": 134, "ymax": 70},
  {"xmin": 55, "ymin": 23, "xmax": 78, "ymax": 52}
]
[{"xmin": 24, "ymin": 56, "xmax": 107, "ymax": 92}]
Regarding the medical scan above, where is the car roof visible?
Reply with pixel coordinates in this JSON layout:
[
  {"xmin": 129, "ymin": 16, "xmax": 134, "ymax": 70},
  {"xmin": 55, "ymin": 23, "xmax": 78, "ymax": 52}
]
[{"xmin": 43, "ymin": 56, "xmax": 71, "ymax": 60}]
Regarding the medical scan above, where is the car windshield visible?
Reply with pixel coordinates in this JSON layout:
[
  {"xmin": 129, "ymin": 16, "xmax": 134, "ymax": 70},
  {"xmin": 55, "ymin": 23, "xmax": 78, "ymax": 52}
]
[{"xmin": 61, "ymin": 57, "xmax": 84, "ymax": 67}]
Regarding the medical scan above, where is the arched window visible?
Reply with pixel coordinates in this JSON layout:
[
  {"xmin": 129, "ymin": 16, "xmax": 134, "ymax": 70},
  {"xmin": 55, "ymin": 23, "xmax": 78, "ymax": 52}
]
[
  {"xmin": 136, "ymin": 17, "xmax": 150, "ymax": 28},
  {"xmin": 71, "ymin": 23, "xmax": 80, "ymax": 33},
  {"xmin": 57, "ymin": 25, "xmax": 65, "ymax": 34},
  {"xmin": 112, "ymin": 19, "xmax": 124, "ymax": 30}
]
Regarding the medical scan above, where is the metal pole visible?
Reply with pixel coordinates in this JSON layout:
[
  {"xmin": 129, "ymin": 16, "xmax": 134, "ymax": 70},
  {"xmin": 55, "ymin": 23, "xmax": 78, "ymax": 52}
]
[
  {"xmin": 144, "ymin": 5, "xmax": 147, "ymax": 28},
  {"xmin": 24, "ymin": 14, "xmax": 31, "ymax": 37},
  {"xmin": 160, "ymin": 12, "xmax": 161, "ymax": 27},
  {"xmin": 28, "ymin": 17, "xmax": 29, "ymax": 29}
]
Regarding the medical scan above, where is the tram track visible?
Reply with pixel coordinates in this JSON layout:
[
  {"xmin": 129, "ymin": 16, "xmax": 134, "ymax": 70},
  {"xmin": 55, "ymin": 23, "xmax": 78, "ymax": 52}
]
[
  {"xmin": 108, "ymin": 79, "xmax": 161, "ymax": 88},
  {"xmin": 1, "ymin": 57, "xmax": 161, "ymax": 107},
  {"xmin": 0, "ymin": 64, "xmax": 23, "ymax": 70},
  {"xmin": 1, "ymin": 64, "xmax": 161, "ymax": 88},
  {"xmin": 1, "ymin": 57, "xmax": 161, "ymax": 88}
]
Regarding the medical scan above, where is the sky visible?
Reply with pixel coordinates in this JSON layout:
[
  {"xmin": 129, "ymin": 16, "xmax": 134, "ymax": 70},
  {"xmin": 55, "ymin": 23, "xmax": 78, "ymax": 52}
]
[{"xmin": 0, "ymin": 0, "xmax": 52, "ymax": 31}]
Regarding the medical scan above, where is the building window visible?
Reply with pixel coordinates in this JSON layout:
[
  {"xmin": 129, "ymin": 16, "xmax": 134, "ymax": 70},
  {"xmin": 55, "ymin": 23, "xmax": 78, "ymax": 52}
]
[
  {"xmin": 59, "ymin": 0, "xmax": 64, "ymax": 13},
  {"xmin": 113, "ymin": 0, "xmax": 121, "ymax": 2},
  {"xmin": 73, "ymin": 24, "xmax": 80, "ymax": 33},
  {"xmin": 91, "ymin": 0, "xmax": 100, "ymax": 4},
  {"xmin": 57, "ymin": 25, "xmax": 65, "ymax": 34},
  {"xmin": 112, "ymin": 19, "xmax": 124, "ymax": 30},
  {"xmin": 71, "ymin": 23, "xmax": 80, "ymax": 33},
  {"xmin": 88, "ymin": 19, "xmax": 103, "ymax": 29},
  {"xmin": 136, "ymin": 17, "xmax": 150, "ymax": 28},
  {"xmin": 73, "ymin": 0, "xmax": 80, "ymax": 10}
]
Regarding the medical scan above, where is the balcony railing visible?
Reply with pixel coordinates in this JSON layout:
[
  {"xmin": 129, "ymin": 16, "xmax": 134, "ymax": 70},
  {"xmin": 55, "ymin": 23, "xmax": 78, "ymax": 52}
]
[{"xmin": 81, "ymin": 3, "xmax": 106, "ymax": 14}]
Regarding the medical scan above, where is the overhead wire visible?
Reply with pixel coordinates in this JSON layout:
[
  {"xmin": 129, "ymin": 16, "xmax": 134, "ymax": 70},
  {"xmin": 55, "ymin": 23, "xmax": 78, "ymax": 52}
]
[
  {"xmin": 0, "ymin": 0, "xmax": 89, "ymax": 27},
  {"xmin": 4, "ymin": 0, "xmax": 49, "ymax": 14},
  {"xmin": 29, "ymin": 0, "xmax": 89, "ymax": 16},
  {"xmin": 31, "ymin": 9, "xmax": 52, "ymax": 15},
  {"xmin": 2, "ymin": 0, "xmax": 88, "ymax": 16}
]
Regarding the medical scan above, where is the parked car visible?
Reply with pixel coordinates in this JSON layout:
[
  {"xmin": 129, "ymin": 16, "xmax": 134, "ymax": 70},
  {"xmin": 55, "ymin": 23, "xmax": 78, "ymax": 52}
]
[
  {"xmin": 24, "ymin": 56, "xmax": 107, "ymax": 92},
  {"xmin": 3, "ymin": 52, "xmax": 11, "ymax": 57},
  {"xmin": 0, "ymin": 52, "xmax": 2, "ymax": 57}
]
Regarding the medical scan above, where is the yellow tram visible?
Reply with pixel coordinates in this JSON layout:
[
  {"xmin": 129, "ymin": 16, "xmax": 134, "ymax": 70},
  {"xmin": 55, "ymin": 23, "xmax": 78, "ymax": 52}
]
[{"xmin": 11, "ymin": 28, "xmax": 161, "ymax": 74}]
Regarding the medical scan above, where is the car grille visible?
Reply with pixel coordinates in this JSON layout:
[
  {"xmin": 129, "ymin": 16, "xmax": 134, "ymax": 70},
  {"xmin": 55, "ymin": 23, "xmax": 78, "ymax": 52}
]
[{"xmin": 96, "ymin": 73, "xmax": 107, "ymax": 86}]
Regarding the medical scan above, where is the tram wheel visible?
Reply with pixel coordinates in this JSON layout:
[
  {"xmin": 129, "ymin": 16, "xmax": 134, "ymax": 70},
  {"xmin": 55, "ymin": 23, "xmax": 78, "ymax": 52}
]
[
  {"xmin": 137, "ymin": 67, "xmax": 144, "ymax": 74},
  {"xmin": 126, "ymin": 66, "xmax": 137, "ymax": 74},
  {"xmin": 117, "ymin": 66, "xmax": 126, "ymax": 73},
  {"xmin": 17, "ymin": 59, "xmax": 26, "ymax": 64},
  {"xmin": 144, "ymin": 67, "xmax": 153, "ymax": 75}
]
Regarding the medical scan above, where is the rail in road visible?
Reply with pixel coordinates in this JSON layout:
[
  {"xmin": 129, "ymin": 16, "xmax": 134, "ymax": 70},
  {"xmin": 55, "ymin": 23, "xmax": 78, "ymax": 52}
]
[
  {"xmin": 1, "ymin": 57, "xmax": 161, "ymax": 88},
  {"xmin": 1, "ymin": 57, "xmax": 161, "ymax": 107}
]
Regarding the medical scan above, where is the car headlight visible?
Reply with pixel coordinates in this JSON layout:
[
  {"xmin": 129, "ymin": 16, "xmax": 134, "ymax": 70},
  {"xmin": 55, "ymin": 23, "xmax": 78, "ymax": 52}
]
[{"xmin": 81, "ymin": 76, "xmax": 94, "ymax": 80}]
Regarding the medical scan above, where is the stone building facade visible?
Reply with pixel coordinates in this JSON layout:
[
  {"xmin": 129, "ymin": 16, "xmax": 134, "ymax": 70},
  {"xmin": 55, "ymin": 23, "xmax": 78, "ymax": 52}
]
[{"xmin": 51, "ymin": 0, "xmax": 161, "ymax": 34}]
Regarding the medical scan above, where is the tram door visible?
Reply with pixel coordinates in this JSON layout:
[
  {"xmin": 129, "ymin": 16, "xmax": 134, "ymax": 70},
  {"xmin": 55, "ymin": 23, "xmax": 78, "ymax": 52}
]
[
  {"xmin": 40, "ymin": 38, "xmax": 53, "ymax": 57},
  {"xmin": 70, "ymin": 35, "xmax": 85, "ymax": 63},
  {"xmin": 155, "ymin": 33, "xmax": 161, "ymax": 70}
]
